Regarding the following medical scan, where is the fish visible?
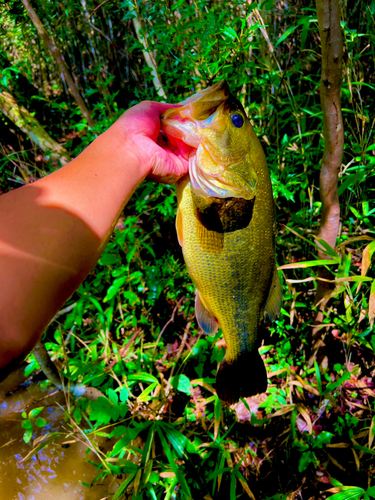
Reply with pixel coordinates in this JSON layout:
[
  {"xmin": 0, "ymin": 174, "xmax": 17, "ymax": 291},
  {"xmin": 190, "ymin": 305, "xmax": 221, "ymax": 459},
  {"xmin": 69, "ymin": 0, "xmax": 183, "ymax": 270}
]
[{"xmin": 161, "ymin": 81, "xmax": 281, "ymax": 404}]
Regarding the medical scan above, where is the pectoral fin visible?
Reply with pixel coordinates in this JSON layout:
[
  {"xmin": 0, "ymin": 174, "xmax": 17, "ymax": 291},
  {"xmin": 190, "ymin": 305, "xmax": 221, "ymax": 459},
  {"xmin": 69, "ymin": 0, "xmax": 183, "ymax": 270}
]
[
  {"xmin": 175, "ymin": 208, "xmax": 183, "ymax": 247},
  {"xmin": 264, "ymin": 267, "xmax": 282, "ymax": 321},
  {"xmin": 195, "ymin": 292, "xmax": 218, "ymax": 336}
]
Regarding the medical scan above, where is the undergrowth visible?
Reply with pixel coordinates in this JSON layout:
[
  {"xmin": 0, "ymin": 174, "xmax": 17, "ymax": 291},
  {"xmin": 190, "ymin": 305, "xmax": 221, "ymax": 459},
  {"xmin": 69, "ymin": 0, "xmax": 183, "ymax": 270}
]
[{"xmin": 1, "ymin": 0, "xmax": 375, "ymax": 498}]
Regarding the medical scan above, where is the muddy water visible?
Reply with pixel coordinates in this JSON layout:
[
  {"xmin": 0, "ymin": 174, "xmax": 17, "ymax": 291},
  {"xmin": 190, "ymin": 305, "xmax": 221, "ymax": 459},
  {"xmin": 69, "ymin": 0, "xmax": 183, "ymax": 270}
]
[{"xmin": 0, "ymin": 375, "xmax": 117, "ymax": 500}]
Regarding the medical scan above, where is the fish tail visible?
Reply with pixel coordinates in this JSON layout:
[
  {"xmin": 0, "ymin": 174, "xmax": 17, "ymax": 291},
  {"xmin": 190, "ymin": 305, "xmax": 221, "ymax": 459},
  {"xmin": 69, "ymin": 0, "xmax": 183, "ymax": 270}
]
[{"xmin": 215, "ymin": 351, "xmax": 268, "ymax": 404}]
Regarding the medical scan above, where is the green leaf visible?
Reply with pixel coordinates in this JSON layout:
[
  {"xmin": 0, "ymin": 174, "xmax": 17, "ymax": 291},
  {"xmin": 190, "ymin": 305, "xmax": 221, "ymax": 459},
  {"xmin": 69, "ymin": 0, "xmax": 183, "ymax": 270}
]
[
  {"xmin": 276, "ymin": 25, "xmax": 298, "ymax": 46},
  {"xmin": 141, "ymin": 424, "xmax": 155, "ymax": 466},
  {"xmin": 89, "ymin": 397, "xmax": 113, "ymax": 425},
  {"xmin": 159, "ymin": 422, "xmax": 189, "ymax": 458},
  {"xmin": 104, "ymin": 276, "xmax": 127, "ymax": 301},
  {"xmin": 28, "ymin": 407, "xmax": 44, "ymax": 419},
  {"xmin": 353, "ymin": 444, "xmax": 375, "ymax": 456},
  {"xmin": 156, "ymin": 425, "xmax": 192, "ymax": 499},
  {"xmin": 107, "ymin": 388, "xmax": 118, "ymax": 405},
  {"xmin": 314, "ymin": 431, "xmax": 333, "ymax": 448},
  {"xmin": 328, "ymin": 488, "xmax": 365, "ymax": 500},
  {"xmin": 127, "ymin": 372, "xmax": 159, "ymax": 384},
  {"xmin": 112, "ymin": 472, "xmax": 136, "ymax": 500},
  {"xmin": 99, "ymin": 253, "xmax": 122, "ymax": 265},
  {"xmin": 120, "ymin": 387, "xmax": 129, "ymax": 402},
  {"xmin": 36, "ymin": 417, "xmax": 47, "ymax": 428},
  {"xmin": 278, "ymin": 259, "xmax": 339, "ymax": 270},
  {"xmin": 313, "ymin": 236, "xmax": 340, "ymax": 258},
  {"xmin": 23, "ymin": 429, "xmax": 33, "ymax": 443},
  {"xmin": 138, "ymin": 382, "xmax": 158, "ymax": 402},
  {"xmin": 222, "ymin": 26, "xmax": 238, "ymax": 40},
  {"xmin": 298, "ymin": 450, "xmax": 316, "ymax": 472},
  {"xmin": 172, "ymin": 0, "xmax": 185, "ymax": 10},
  {"xmin": 230, "ymin": 471, "xmax": 236, "ymax": 499},
  {"xmin": 314, "ymin": 361, "xmax": 322, "ymax": 395},
  {"xmin": 170, "ymin": 374, "xmax": 192, "ymax": 395},
  {"xmin": 24, "ymin": 359, "xmax": 40, "ymax": 377},
  {"xmin": 324, "ymin": 372, "xmax": 350, "ymax": 395}
]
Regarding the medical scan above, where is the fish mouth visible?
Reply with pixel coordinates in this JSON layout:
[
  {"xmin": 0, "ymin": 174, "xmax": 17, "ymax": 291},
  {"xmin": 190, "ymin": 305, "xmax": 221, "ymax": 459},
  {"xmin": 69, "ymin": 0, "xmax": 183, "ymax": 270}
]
[{"xmin": 161, "ymin": 81, "xmax": 257, "ymax": 200}]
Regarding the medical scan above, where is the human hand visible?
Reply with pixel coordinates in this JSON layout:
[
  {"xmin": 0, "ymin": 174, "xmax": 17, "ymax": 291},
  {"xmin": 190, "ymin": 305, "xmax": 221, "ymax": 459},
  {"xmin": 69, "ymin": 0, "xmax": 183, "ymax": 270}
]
[{"xmin": 115, "ymin": 101, "xmax": 192, "ymax": 184}]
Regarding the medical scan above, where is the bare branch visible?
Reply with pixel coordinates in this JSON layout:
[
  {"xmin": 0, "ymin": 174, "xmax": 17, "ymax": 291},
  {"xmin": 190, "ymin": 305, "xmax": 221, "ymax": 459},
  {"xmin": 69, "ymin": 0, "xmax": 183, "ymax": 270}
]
[{"xmin": 21, "ymin": 0, "xmax": 95, "ymax": 127}]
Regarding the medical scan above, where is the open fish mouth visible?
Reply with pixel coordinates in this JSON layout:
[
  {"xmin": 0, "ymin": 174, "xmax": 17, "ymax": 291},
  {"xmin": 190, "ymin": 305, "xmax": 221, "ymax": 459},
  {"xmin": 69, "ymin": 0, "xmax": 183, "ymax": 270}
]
[{"xmin": 161, "ymin": 81, "xmax": 257, "ymax": 200}]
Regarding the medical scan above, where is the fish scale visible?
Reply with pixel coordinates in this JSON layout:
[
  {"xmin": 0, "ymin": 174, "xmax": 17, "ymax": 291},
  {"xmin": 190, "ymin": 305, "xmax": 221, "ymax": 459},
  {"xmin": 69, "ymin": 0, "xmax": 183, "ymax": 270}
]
[{"xmin": 162, "ymin": 81, "xmax": 281, "ymax": 404}]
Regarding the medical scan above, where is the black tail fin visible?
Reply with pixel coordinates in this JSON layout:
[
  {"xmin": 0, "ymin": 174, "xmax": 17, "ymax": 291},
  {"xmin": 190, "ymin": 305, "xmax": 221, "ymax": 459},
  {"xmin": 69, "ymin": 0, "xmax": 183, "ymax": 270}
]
[{"xmin": 215, "ymin": 351, "xmax": 268, "ymax": 404}]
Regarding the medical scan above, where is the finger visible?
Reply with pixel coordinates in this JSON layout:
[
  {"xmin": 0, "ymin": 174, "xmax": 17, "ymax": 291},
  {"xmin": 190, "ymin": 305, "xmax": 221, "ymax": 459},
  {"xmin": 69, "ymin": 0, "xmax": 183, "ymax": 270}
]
[{"xmin": 157, "ymin": 133, "xmax": 194, "ymax": 161}]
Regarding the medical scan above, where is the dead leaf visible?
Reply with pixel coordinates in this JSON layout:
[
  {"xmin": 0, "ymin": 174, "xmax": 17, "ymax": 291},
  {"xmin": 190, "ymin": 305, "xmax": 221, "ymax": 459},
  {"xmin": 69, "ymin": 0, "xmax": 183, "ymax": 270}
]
[
  {"xmin": 290, "ymin": 379, "xmax": 320, "ymax": 396},
  {"xmin": 369, "ymin": 417, "xmax": 375, "ymax": 450},
  {"xmin": 351, "ymin": 448, "xmax": 360, "ymax": 471},
  {"xmin": 237, "ymin": 474, "xmax": 256, "ymax": 500},
  {"xmin": 160, "ymin": 472, "xmax": 176, "ymax": 478},
  {"xmin": 297, "ymin": 407, "xmax": 313, "ymax": 434},
  {"xmin": 327, "ymin": 453, "xmax": 346, "ymax": 472},
  {"xmin": 272, "ymin": 405, "xmax": 295, "ymax": 418}
]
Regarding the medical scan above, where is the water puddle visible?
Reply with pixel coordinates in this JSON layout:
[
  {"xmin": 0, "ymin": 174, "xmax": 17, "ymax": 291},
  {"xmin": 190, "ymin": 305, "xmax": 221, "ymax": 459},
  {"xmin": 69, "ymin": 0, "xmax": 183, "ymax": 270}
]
[{"xmin": 0, "ymin": 371, "xmax": 116, "ymax": 499}]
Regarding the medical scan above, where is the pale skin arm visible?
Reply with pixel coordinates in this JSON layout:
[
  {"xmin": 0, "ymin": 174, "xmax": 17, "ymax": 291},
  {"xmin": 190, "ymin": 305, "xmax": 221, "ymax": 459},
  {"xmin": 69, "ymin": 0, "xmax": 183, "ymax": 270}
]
[{"xmin": 0, "ymin": 101, "xmax": 190, "ymax": 378}]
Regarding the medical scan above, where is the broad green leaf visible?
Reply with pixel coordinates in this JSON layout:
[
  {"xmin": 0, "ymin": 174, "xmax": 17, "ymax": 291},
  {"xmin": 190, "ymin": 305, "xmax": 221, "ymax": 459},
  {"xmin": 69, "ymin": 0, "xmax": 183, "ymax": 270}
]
[
  {"xmin": 23, "ymin": 429, "xmax": 33, "ymax": 444},
  {"xmin": 36, "ymin": 417, "xmax": 47, "ymax": 428},
  {"xmin": 28, "ymin": 407, "xmax": 44, "ymax": 419},
  {"xmin": 107, "ymin": 388, "xmax": 118, "ymax": 405},
  {"xmin": 222, "ymin": 26, "xmax": 238, "ymax": 40},
  {"xmin": 170, "ymin": 374, "xmax": 192, "ymax": 395},
  {"xmin": 120, "ymin": 387, "xmax": 129, "ymax": 402},
  {"xmin": 298, "ymin": 450, "xmax": 317, "ymax": 472},
  {"xmin": 314, "ymin": 431, "xmax": 333, "ymax": 448},
  {"xmin": 328, "ymin": 488, "xmax": 365, "ymax": 500}
]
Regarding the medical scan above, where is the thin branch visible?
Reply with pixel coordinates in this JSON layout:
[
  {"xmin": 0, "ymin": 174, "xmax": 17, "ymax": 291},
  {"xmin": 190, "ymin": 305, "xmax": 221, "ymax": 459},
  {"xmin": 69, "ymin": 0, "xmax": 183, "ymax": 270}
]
[{"xmin": 21, "ymin": 0, "xmax": 94, "ymax": 127}]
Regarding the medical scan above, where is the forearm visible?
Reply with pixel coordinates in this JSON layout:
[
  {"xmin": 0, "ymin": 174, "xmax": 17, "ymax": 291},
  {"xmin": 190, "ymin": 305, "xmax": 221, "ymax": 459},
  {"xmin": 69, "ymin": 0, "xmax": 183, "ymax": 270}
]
[{"xmin": 0, "ymin": 121, "xmax": 147, "ymax": 369}]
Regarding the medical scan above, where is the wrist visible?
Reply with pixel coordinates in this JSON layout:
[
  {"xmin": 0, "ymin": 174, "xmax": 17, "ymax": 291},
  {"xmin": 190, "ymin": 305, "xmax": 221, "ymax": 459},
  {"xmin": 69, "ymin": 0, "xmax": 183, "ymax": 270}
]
[{"xmin": 109, "ymin": 120, "xmax": 152, "ymax": 181}]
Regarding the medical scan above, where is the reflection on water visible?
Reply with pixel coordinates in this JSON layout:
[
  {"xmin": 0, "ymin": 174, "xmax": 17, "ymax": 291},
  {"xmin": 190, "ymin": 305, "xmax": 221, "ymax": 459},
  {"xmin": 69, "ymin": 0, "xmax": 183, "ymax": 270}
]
[{"xmin": 0, "ymin": 376, "xmax": 116, "ymax": 500}]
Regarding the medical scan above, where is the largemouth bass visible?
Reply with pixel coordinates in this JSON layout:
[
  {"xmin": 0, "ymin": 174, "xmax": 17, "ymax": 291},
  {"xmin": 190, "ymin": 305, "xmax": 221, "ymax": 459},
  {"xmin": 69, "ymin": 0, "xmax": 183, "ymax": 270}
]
[{"xmin": 162, "ymin": 81, "xmax": 281, "ymax": 404}]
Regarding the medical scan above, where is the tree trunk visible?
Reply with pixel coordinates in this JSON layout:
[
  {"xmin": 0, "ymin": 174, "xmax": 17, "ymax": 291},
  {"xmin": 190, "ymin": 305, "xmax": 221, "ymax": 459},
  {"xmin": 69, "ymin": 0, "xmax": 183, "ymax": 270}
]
[
  {"xmin": 21, "ymin": 0, "xmax": 95, "ymax": 127},
  {"xmin": 0, "ymin": 90, "xmax": 70, "ymax": 165},
  {"xmin": 131, "ymin": 3, "xmax": 167, "ymax": 99},
  {"xmin": 314, "ymin": 0, "xmax": 344, "ymax": 307}
]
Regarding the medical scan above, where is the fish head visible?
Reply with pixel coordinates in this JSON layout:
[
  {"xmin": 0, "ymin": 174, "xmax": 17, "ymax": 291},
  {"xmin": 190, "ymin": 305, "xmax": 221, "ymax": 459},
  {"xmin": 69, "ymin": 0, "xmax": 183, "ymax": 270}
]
[{"xmin": 161, "ymin": 81, "xmax": 258, "ymax": 200}]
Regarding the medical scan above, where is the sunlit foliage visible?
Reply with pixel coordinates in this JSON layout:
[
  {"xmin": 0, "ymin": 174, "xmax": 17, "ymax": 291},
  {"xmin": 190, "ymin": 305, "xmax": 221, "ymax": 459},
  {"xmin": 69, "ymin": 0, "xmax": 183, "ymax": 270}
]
[{"xmin": 1, "ymin": 0, "xmax": 375, "ymax": 498}]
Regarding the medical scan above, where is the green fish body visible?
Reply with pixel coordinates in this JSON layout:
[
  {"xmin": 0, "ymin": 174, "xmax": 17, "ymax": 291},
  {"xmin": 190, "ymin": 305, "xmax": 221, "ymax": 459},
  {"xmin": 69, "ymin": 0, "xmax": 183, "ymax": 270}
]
[{"xmin": 162, "ymin": 81, "xmax": 281, "ymax": 403}]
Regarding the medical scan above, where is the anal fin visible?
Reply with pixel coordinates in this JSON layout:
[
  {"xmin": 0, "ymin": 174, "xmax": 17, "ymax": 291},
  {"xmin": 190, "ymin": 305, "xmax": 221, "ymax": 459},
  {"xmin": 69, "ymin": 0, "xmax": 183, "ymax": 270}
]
[
  {"xmin": 264, "ymin": 266, "xmax": 282, "ymax": 321},
  {"xmin": 195, "ymin": 292, "xmax": 218, "ymax": 336}
]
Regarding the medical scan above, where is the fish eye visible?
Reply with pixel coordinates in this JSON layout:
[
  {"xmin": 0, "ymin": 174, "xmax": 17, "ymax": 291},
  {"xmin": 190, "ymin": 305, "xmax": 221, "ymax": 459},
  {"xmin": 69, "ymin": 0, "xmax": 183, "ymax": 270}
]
[{"xmin": 231, "ymin": 114, "xmax": 244, "ymax": 128}]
